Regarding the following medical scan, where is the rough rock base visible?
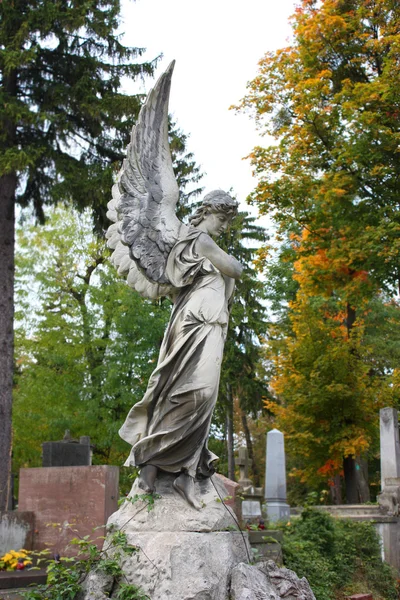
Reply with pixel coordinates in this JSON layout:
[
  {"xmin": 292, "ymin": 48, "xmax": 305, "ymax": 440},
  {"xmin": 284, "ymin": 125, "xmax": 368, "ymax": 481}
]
[{"xmin": 80, "ymin": 474, "xmax": 315, "ymax": 600}]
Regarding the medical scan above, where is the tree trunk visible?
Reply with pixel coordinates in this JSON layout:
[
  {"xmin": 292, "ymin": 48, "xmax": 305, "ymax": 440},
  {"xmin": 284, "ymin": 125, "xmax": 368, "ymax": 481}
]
[
  {"xmin": 226, "ymin": 383, "xmax": 235, "ymax": 481},
  {"xmin": 0, "ymin": 172, "xmax": 16, "ymax": 511},
  {"xmin": 343, "ymin": 455, "xmax": 359, "ymax": 504},
  {"xmin": 240, "ymin": 409, "xmax": 261, "ymax": 486},
  {"xmin": 356, "ymin": 456, "xmax": 370, "ymax": 503},
  {"xmin": 330, "ymin": 474, "xmax": 343, "ymax": 505}
]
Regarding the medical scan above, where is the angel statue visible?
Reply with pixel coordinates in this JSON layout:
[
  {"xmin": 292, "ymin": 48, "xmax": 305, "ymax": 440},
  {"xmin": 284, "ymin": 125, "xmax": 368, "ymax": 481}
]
[{"xmin": 106, "ymin": 61, "xmax": 243, "ymax": 510}]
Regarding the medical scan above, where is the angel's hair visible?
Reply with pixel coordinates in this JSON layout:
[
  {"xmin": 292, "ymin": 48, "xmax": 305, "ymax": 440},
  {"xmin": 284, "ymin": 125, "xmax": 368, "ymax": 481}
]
[{"xmin": 189, "ymin": 190, "xmax": 239, "ymax": 227}]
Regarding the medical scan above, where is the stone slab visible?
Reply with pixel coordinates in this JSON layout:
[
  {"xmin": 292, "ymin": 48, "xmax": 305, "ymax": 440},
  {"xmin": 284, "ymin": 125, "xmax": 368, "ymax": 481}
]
[
  {"xmin": 230, "ymin": 562, "xmax": 279, "ymax": 600},
  {"xmin": 80, "ymin": 471, "xmax": 252, "ymax": 599},
  {"xmin": 0, "ymin": 570, "xmax": 47, "ymax": 590},
  {"xmin": 18, "ymin": 466, "xmax": 118, "ymax": 556},
  {"xmin": 0, "ymin": 590, "xmax": 26, "ymax": 600},
  {"xmin": 0, "ymin": 512, "xmax": 34, "ymax": 554}
]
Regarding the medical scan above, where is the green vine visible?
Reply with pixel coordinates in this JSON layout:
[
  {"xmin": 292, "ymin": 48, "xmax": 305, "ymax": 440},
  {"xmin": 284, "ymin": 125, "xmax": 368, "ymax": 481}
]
[{"xmin": 114, "ymin": 583, "xmax": 150, "ymax": 599}]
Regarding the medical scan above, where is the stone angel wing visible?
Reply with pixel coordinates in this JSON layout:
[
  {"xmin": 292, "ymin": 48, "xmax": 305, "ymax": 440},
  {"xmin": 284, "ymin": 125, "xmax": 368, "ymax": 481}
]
[{"xmin": 106, "ymin": 61, "xmax": 188, "ymax": 299}]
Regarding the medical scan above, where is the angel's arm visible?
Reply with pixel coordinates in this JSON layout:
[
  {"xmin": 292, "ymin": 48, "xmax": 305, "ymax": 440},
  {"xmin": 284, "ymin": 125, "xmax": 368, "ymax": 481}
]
[{"xmin": 195, "ymin": 234, "xmax": 243, "ymax": 279}]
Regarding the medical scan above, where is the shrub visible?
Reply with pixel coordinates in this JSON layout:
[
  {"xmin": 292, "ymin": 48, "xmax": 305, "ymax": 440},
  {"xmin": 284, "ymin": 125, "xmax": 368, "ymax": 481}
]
[{"xmin": 281, "ymin": 509, "xmax": 398, "ymax": 600}]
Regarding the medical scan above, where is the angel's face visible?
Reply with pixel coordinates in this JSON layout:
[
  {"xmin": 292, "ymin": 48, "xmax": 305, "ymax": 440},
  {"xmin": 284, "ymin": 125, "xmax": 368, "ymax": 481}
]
[{"xmin": 201, "ymin": 211, "xmax": 231, "ymax": 238}]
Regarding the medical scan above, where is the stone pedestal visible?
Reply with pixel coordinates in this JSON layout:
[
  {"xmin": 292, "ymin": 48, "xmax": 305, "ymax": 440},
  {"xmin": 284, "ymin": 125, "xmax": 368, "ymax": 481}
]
[
  {"xmin": 82, "ymin": 473, "xmax": 250, "ymax": 600},
  {"xmin": 265, "ymin": 429, "xmax": 290, "ymax": 523},
  {"xmin": 18, "ymin": 466, "xmax": 118, "ymax": 556},
  {"xmin": 380, "ymin": 408, "xmax": 400, "ymax": 490}
]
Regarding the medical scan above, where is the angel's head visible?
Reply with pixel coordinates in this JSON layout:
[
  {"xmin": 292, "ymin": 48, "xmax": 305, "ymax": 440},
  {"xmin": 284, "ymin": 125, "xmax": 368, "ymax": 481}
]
[{"xmin": 189, "ymin": 190, "xmax": 239, "ymax": 237}]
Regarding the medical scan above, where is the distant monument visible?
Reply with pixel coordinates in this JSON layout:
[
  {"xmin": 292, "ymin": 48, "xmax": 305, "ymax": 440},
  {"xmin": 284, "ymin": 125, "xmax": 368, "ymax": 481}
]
[
  {"xmin": 378, "ymin": 408, "xmax": 400, "ymax": 516},
  {"xmin": 265, "ymin": 429, "xmax": 290, "ymax": 523},
  {"xmin": 42, "ymin": 430, "xmax": 92, "ymax": 467}
]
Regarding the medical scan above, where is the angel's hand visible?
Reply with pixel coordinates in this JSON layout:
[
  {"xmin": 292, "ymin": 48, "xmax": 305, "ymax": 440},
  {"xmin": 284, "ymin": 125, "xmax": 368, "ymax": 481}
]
[{"xmin": 196, "ymin": 234, "xmax": 243, "ymax": 279}]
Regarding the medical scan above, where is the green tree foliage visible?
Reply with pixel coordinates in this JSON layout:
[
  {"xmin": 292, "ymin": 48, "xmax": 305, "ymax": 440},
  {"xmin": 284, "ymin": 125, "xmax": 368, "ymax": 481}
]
[
  {"xmin": 237, "ymin": 0, "xmax": 400, "ymax": 499},
  {"xmin": 0, "ymin": 0, "xmax": 157, "ymax": 509},
  {"xmin": 14, "ymin": 207, "xmax": 171, "ymax": 471}
]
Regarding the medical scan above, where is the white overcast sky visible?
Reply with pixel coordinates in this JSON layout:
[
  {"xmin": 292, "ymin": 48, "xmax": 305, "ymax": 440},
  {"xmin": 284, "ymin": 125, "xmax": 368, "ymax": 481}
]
[{"xmin": 120, "ymin": 0, "xmax": 297, "ymax": 216}]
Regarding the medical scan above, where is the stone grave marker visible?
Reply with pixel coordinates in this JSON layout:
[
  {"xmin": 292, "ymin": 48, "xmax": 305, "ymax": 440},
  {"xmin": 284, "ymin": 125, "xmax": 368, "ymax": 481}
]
[
  {"xmin": 42, "ymin": 431, "xmax": 92, "ymax": 467},
  {"xmin": 379, "ymin": 407, "xmax": 400, "ymax": 489},
  {"xmin": 18, "ymin": 465, "xmax": 118, "ymax": 557},
  {"xmin": 265, "ymin": 429, "xmax": 290, "ymax": 523}
]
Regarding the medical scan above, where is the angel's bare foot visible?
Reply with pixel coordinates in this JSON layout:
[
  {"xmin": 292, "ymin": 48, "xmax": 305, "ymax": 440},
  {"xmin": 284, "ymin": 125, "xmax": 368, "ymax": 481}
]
[
  {"xmin": 173, "ymin": 473, "xmax": 202, "ymax": 511},
  {"xmin": 138, "ymin": 465, "xmax": 158, "ymax": 493}
]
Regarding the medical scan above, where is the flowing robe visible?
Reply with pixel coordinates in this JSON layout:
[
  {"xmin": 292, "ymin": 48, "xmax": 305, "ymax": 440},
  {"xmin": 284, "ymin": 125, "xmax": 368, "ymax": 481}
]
[{"xmin": 119, "ymin": 228, "xmax": 231, "ymax": 478}]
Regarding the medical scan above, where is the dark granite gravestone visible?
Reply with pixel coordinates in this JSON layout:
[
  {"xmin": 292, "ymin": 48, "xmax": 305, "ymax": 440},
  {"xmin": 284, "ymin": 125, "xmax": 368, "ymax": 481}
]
[{"xmin": 41, "ymin": 431, "xmax": 92, "ymax": 467}]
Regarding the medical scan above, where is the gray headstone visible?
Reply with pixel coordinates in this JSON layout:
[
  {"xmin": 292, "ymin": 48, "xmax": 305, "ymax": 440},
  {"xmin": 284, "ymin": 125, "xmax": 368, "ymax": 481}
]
[
  {"xmin": 242, "ymin": 500, "xmax": 262, "ymax": 519},
  {"xmin": 380, "ymin": 408, "xmax": 400, "ymax": 490},
  {"xmin": 265, "ymin": 429, "xmax": 290, "ymax": 523}
]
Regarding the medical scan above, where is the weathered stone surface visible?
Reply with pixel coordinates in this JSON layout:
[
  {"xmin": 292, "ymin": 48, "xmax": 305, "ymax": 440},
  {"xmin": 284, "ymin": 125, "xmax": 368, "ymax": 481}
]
[
  {"xmin": 230, "ymin": 561, "xmax": 315, "ymax": 600},
  {"xmin": 81, "ymin": 474, "xmax": 317, "ymax": 600},
  {"xmin": 108, "ymin": 472, "xmax": 239, "ymax": 533},
  {"xmin": 0, "ymin": 511, "xmax": 34, "ymax": 554},
  {"xmin": 78, "ymin": 570, "xmax": 114, "ymax": 600},
  {"xmin": 115, "ymin": 531, "xmax": 248, "ymax": 600},
  {"xmin": 259, "ymin": 561, "xmax": 316, "ymax": 600},
  {"xmin": 81, "ymin": 472, "xmax": 251, "ymax": 600},
  {"xmin": 230, "ymin": 562, "xmax": 279, "ymax": 600}
]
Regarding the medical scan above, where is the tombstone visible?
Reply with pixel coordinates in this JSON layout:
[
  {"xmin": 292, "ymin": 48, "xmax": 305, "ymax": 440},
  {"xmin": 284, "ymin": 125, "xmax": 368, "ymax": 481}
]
[
  {"xmin": 265, "ymin": 429, "xmax": 290, "ymax": 523},
  {"xmin": 42, "ymin": 431, "xmax": 92, "ymax": 467},
  {"xmin": 242, "ymin": 500, "xmax": 262, "ymax": 522},
  {"xmin": 379, "ymin": 408, "xmax": 400, "ymax": 490},
  {"xmin": 18, "ymin": 465, "xmax": 119, "ymax": 556},
  {"xmin": 237, "ymin": 446, "xmax": 263, "ymax": 524},
  {"xmin": 237, "ymin": 446, "xmax": 253, "ymax": 490}
]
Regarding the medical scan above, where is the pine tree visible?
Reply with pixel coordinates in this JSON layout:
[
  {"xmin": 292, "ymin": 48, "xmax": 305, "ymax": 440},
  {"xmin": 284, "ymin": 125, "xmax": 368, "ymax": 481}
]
[{"xmin": 0, "ymin": 0, "xmax": 157, "ymax": 509}]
